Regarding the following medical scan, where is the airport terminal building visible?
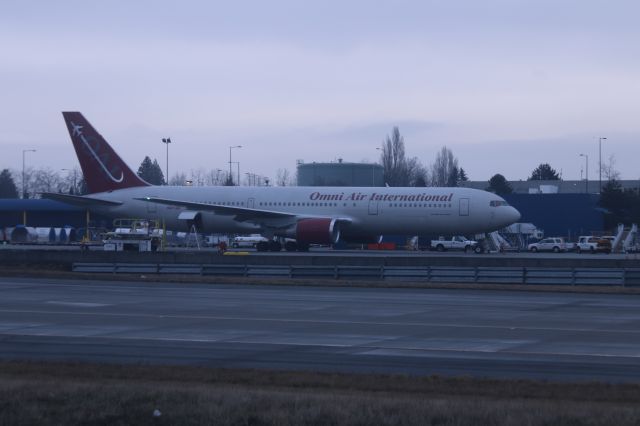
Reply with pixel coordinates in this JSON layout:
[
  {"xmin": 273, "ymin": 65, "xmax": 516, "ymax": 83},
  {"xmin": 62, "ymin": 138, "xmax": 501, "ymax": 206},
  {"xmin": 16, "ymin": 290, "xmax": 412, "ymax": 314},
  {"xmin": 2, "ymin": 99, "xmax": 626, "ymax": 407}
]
[{"xmin": 296, "ymin": 160, "xmax": 384, "ymax": 187}]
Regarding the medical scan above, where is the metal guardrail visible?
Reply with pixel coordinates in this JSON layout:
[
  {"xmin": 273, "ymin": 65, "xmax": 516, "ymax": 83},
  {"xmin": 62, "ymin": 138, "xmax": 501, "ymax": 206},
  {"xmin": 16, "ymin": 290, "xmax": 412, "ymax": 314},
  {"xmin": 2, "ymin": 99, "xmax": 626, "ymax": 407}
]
[{"xmin": 71, "ymin": 262, "xmax": 640, "ymax": 286}]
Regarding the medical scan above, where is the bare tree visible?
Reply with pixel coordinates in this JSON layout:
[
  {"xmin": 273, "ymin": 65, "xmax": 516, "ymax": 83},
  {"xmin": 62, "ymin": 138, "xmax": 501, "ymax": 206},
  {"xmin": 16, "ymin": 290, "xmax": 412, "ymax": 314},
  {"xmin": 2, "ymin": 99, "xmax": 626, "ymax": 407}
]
[
  {"xmin": 189, "ymin": 168, "xmax": 207, "ymax": 186},
  {"xmin": 601, "ymin": 154, "xmax": 621, "ymax": 182},
  {"xmin": 32, "ymin": 167, "xmax": 63, "ymax": 195},
  {"xmin": 13, "ymin": 167, "xmax": 34, "ymax": 198},
  {"xmin": 60, "ymin": 167, "xmax": 82, "ymax": 194},
  {"xmin": 276, "ymin": 168, "xmax": 292, "ymax": 186},
  {"xmin": 380, "ymin": 126, "xmax": 420, "ymax": 187},
  {"xmin": 169, "ymin": 172, "xmax": 188, "ymax": 186},
  {"xmin": 430, "ymin": 146, "xmax": 459, "ymax": 187},
  {"xmin": 205, "ymin": 169, "xmax": 226, "ymax": 186}
]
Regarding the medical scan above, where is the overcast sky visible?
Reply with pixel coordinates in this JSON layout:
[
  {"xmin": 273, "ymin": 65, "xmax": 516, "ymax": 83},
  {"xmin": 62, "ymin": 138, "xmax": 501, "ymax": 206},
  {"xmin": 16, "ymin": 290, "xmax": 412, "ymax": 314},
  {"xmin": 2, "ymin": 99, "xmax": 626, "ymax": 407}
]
[{"xmin": 1, "ymin": 0, "xmax": 639, "ymax": 184}]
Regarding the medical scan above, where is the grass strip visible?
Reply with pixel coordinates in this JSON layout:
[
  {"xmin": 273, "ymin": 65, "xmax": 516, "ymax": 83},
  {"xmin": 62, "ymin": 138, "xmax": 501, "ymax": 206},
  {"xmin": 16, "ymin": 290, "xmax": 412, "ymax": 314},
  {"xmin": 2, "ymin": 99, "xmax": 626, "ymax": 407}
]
[{"xmin": 1, "ymin": 361, "xmax": 640, "ymax": 425}]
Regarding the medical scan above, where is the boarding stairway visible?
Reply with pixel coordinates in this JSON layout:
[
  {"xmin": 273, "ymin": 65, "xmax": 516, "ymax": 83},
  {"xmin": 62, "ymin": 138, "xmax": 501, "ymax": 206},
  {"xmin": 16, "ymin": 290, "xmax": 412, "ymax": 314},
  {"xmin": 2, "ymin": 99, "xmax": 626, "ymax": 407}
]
[{"xmin": 612, "ymin": 223, "xmax": 639, "ymax": 253}]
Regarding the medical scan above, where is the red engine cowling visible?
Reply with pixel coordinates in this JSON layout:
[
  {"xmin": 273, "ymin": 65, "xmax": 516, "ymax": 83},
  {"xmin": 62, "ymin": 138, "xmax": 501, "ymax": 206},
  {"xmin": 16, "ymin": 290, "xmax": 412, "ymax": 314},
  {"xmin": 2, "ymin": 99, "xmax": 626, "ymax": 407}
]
[{"xmin": 295, "ymin": 218, "xmax": 340, "ymax": 244}]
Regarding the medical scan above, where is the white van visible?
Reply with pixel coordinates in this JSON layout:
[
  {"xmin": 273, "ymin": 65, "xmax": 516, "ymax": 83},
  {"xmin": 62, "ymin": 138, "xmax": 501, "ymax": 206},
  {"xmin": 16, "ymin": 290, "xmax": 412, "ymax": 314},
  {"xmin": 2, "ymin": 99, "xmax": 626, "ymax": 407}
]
[{"xmin": 231, "ymin": 235, "xmax": 268, "ymax": 248}]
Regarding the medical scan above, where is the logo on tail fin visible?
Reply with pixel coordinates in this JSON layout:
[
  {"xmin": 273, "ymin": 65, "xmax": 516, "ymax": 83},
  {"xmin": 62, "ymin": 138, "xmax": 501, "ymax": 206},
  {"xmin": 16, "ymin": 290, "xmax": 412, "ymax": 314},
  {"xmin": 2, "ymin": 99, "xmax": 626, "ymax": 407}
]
[
  {"xmin": 70, "ymin": 121, "xmax": 124, "ymax": 183},
  {"xmin": 71, "ymin": 122, "xmax": 83, "ymax": 136}
]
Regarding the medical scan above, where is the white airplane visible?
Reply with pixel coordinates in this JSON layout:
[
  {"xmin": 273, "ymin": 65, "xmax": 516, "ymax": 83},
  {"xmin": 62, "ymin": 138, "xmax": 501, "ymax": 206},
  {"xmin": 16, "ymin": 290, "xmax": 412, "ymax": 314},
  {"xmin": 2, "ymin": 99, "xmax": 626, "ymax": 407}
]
[{"xmin": 43, "ymin": 112, "xmax": 520, "ymax": 251}]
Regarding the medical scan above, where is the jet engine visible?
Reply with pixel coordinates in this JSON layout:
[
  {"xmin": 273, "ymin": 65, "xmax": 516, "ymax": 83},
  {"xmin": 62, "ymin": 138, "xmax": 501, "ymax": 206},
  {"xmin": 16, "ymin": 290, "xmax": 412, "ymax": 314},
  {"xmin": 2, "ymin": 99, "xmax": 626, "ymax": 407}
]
[{"xmin": 291, "ymin": 218, "xmax": 341, "ymax": 245}]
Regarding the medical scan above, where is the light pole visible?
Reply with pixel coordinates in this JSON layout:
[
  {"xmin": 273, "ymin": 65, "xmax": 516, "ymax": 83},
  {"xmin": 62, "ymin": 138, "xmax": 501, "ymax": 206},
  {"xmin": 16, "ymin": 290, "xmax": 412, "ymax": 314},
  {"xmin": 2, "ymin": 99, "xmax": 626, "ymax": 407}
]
[
  {"xmin": 579, "ymin": 153, "xmax": 588, "ymax": 194},
  {"xmin": 599, "ymin": 137, "xmax": 606, "ymax": 192},
  {"xmin": 162, "ymin": 138, "xmax": 171, "ymax": 185},
  {"xmin": 229, "ymin": 145, "xmax": 241, "ymax": 185},
  {"xmin": 22, "ymin": 149, "xmax": 36, "ymax": 199}
]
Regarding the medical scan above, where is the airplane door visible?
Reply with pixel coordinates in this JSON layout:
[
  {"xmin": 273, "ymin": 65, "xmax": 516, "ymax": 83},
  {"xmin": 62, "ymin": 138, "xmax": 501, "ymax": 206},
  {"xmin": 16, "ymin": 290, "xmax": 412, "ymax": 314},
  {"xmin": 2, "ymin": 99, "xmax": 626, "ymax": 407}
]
[
  {"xmin": 247, "ymin": 198, "xmax": 255, "ymax": 209},
  {"xmin": 459, "ymin": 198, "xmax": 469, "ymax": 216},
  {"xmin": 368, "ymin": 200, "xmax": 379, "ymax": 215}
]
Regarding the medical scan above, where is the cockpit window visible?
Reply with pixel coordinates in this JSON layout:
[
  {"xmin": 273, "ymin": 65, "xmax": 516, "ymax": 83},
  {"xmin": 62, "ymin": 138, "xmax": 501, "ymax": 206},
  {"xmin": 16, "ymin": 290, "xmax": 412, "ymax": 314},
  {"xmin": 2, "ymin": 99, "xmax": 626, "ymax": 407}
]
[{"xmin": 489, "ymin": 200, "xmax": 509, "ymax": 207}]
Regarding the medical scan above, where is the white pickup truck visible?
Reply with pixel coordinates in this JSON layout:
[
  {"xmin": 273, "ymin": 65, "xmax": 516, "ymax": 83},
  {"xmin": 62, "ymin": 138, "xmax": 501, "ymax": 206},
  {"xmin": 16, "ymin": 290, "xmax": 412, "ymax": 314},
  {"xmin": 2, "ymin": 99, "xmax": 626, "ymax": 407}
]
[
  {"xmin": 431, "ymin": 236, "xmax": 481, "ymax": 253},
  {"xmin": 575, "ymin": 236, "xmax": 612, "ymax": 254}
]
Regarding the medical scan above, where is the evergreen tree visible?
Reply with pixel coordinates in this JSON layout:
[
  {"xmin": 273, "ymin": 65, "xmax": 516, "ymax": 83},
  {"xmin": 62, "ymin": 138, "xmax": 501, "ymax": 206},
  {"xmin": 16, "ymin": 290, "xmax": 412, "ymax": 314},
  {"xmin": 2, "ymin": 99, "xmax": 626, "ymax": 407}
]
[
  {"xmin": 528, "ymin": 163, "xmax": 560, "ymax": 180},
  {"xmin": 486, "ymin": 174, "xmax": 513, "ymax": 195},
  {"xmin": 458, "ymin": 168, "xmax": 469, "ymax": 182},
  {"xmin": 0, "ymin": 169, "xmax": 18, "ymax": 198},
  {"xmin": 413, "ymin": 173, "xmax": 428, "ymax": 187},
  {"xmin": 446, "ymin": 166, "xmax": 459, "ymax": 187},
  {"xmin": 599, "ymin": 179, "xmax": 640, "ymax": 229},
  {"xmin": 77, "ymin": 177, "xmax": 88, "ymax": 195},
  {"xmin": 137, "ymin": 156, "xmax": 165, "ymax": 185}
]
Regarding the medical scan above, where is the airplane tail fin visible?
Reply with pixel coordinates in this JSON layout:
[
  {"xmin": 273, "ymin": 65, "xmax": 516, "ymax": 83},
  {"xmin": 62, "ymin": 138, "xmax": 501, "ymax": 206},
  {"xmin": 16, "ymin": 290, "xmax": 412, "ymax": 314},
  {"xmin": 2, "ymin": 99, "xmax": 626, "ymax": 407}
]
[{"xmin": 62, "ymin": 112, "xmax": 150, "ymax": 193}]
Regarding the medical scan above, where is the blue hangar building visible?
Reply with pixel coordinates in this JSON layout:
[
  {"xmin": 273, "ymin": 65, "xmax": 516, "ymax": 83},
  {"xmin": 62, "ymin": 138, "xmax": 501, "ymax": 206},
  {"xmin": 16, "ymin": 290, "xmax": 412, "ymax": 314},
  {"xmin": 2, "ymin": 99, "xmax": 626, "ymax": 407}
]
[{"xmin": 0, "ymin": 199, "xmax": 111, "ymax": 229}]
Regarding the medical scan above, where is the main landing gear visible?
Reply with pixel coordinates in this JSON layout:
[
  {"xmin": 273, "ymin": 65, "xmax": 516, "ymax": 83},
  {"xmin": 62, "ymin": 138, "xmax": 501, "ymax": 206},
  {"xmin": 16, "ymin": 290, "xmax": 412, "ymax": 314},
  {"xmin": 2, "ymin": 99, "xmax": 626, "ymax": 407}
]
[{"xmin": 256, "ymin": 239, "xmax": 309, "ymax": 252}]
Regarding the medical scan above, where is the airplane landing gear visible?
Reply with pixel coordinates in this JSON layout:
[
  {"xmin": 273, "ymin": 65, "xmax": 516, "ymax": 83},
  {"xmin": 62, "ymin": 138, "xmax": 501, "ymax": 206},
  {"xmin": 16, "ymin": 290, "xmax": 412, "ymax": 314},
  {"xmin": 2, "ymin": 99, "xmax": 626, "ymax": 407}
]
[
  {"xmin": 284, "ymin": 241, "xmax": 297, "ymax": 252},
  {"xmin": 268, "ymin": 240, "xmax": 282, "ymax": 252}
]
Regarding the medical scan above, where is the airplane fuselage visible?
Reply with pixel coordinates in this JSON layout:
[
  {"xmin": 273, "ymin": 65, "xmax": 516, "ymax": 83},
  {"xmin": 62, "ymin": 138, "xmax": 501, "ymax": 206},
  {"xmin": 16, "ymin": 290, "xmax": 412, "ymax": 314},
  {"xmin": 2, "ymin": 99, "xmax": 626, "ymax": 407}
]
[{"xmin": 87, "ymin": 185, "xmax": 520, "ymax": 237}]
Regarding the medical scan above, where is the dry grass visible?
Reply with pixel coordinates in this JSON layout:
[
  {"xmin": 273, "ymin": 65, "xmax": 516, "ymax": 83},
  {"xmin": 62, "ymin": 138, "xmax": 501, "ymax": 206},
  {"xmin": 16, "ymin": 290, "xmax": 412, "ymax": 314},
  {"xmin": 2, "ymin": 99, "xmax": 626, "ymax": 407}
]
[{"xmin": 1, "ymin": 361, "xmax": 640, "ymax": 425}]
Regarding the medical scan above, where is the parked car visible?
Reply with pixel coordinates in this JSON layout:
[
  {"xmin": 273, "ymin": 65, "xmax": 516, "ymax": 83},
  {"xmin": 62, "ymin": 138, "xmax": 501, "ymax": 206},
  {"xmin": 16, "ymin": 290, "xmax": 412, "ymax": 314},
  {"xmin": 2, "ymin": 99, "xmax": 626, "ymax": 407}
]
[
  {"xmin": 527, "ymin": 237, "xmax": 567, "ymax": 253},
  {"xmin": 576, "ymin": 236, "xmax": 612, "ymax": 254}
]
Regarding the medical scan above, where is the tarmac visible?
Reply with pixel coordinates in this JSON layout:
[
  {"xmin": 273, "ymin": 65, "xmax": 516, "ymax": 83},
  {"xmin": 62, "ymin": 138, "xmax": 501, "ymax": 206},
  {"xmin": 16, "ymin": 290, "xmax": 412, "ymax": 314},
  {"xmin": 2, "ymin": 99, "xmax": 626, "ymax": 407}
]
[{"xmin": 1, "ymin": 276, "xmax": 640, "ymax": 382}]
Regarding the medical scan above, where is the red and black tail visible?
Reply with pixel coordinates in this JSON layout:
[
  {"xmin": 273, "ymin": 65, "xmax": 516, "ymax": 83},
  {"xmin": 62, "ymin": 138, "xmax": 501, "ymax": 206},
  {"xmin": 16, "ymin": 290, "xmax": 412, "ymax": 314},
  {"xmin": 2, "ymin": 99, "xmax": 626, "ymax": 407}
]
[{"xmin": 62, "ymin": 112, "xmax": 150, "ymax": 193}]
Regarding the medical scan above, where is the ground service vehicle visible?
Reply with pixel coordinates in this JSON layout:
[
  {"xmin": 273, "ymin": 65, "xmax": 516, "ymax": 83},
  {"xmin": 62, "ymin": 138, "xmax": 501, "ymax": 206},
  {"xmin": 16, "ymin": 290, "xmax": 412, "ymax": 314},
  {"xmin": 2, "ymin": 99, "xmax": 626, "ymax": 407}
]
[
  {"xmin": 431, "ymin": 236, "xmax": 481, "ymax": 253},
  {"xmin": 596, "ymin": 237, "xmax": 613, "ymax": 254},
  {"xmin": 576, "ymin": 236, "xmax": 611, "ymax": 254},
  {"xmin": 527, "ymin": 237, "xmax": 567, "ymax": 253},
  {"xmin": 576, "ymin": 236, "xmax": 598, "ymax": 253},
  {"xmin": 231, "ymin": 235, "xmax": 268, "ymax": 248}
]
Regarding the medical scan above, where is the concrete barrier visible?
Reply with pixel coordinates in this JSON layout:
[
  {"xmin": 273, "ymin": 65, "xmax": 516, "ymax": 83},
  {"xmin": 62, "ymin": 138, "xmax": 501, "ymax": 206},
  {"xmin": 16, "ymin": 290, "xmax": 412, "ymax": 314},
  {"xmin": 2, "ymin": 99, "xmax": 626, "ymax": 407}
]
[{"xmin": 68, "ymin": 261, "xmax": 640, "ymax": 286}]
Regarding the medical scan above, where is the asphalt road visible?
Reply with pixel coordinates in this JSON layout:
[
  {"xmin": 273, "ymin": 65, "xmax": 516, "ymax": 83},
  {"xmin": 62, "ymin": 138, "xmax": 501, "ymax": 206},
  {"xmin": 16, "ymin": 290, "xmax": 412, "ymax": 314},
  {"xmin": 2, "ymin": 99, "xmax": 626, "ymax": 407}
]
[{"xmin": 1, "ymin": 276, "xmax": 640, "ymax": 382}]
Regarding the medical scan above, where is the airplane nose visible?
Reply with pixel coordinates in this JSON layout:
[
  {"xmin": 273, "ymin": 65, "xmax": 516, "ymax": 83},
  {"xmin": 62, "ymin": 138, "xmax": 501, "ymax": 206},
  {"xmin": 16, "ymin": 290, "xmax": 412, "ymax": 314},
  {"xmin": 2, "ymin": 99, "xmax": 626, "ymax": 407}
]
[
  {"xmin": 508, "ymin": 206, "xmax": 521, "ymax": 224},
  {"xmin": 495, "ymin": 206, "xmax": 521, "ymax": 228}
]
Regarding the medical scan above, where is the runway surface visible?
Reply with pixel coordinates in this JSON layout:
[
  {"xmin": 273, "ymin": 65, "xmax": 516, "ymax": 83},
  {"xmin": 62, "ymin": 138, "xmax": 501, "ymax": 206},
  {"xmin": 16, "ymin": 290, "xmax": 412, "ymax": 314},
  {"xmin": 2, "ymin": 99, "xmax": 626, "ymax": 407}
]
[{"xmin": 1, "ymin": 276, "xmax": 639, "ymax": 382}]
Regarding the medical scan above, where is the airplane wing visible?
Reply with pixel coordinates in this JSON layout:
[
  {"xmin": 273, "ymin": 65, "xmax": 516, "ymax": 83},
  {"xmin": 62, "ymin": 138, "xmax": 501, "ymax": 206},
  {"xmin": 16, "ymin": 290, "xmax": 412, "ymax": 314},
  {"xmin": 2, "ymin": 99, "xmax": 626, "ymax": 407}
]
[
  {"xmin": 40, "ymin": 192, "xmax": 123, "ymax": 207},
  {"xmin": 135, "ymin": 196, "xmax": 296, "ymax": 220},
  {"xmin": 135, "ymin": 196, "xmax": 353, "ymax": 226}
]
